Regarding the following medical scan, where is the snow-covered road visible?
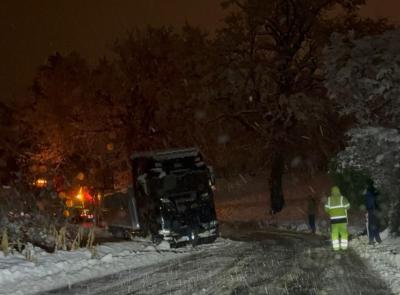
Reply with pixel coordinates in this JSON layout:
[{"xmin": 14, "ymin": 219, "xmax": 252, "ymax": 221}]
[{"xmin": 44, "ymin": 224, "xmax": 393, "ymax": 295}]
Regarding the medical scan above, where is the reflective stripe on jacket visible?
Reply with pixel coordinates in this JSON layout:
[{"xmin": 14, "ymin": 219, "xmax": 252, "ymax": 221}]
[{"xmin": 324, "ymin": 186, "xmax": 350, "ymax": 221}]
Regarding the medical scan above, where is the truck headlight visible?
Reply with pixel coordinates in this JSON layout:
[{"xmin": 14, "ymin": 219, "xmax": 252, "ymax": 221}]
[
  {"xmin": 159, "ymin": 229, "xmax": 171, "ymax": 235},
  {"xmin": 209, "ymin": 220, "xmax": 218, "ymax": 227},
  {"xmin": 160, "ymin": 198, "xmax": 173, "ymax": 204}
]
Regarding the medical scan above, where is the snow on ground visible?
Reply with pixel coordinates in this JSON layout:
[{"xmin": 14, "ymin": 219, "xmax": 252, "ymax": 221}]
[
  {"xmin": 351, "ymin": 230, "xmax": 400, "ymax": 295},
  {"xmin": 0, "ymin": 238, "xmax": 197, "ymax": 295},
  {"xmin": 259, "ymin": 217, "xmax": 400, "ymax": 295},
  {"xmin": 271, "ymin": 219, "xmax": 400, "ymax": 294},
  {"xmin": 258, "ymin": 218, "xmax": 400, "ymax": 294}
]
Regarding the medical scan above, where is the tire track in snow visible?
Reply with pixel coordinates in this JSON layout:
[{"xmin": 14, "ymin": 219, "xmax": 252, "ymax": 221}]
[{"xmin": 44, "ymin": 227, "xmax": 394, "ymax": 295}]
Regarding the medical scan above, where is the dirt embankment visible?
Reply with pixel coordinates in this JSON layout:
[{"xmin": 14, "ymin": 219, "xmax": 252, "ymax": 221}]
[
  {"xmin": 214, "ymin": 172, "xmax": 366, "ymax": 232},
  {"xmin": 214, "ymin": 172, "xmax": 331, "ymax": 221}
]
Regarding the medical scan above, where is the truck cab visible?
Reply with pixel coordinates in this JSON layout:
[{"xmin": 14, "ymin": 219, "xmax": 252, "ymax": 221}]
[{"xmin": 103, "ymin": 148, "xmax": 218, "ymax": 246}]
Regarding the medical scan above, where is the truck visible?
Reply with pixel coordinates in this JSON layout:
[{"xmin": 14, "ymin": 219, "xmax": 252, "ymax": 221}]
[{"xmin": 102, "ymin": 148, "xmax": 218, "ymax": 247}]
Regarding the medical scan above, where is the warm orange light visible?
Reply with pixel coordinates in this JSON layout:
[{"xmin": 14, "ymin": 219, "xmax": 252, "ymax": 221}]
[
  {"xmin": 76, "ymin": 172, "xmax": 85, "ymax": 181},
  {"xmin": 65, "ymin": 199, "xmax": 73, "ymax": 208},
  {"xmin": 76, "ymin": 187, "xmax": 83, "ymax": 200},
  {"xmin": 35, "ymin": 178, "xmax": 47, "ymax": 188},
  {"xmin": 63, "ymin": 209, "xmax": 70, "ymax": 217}
]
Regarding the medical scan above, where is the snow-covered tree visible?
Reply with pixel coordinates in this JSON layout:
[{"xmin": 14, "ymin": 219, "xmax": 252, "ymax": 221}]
[
  {"xmin": 324, "ymin": 30, "xmax": 400, "ymax": 234},
  {"xmin": 211, "ymin": 0, "xmax": 378, "ymax": 213}
]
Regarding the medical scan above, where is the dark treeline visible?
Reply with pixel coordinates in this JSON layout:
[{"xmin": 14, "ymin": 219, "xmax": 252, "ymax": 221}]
[{"xmin": 0, "ymin": 0, "xmax": 393, "ymax": 212}]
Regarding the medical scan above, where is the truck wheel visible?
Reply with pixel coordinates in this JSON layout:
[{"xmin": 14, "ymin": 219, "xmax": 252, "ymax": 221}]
[
  {"xmin": 169, "ymin": 242, "xmax": 178, "ymax": 249},
  {"xmin": 151, "ymin": 234, "xmax": 163, "ymax": 245},
  {"xmin": 123, "ymin": 230, "xmax": 134, "ymax": 240}
]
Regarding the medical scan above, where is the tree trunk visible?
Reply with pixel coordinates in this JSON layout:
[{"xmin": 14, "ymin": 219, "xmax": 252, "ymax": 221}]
[{"xmin": 269, "ymin": 151, "xmax": 285, "ymax": 214}]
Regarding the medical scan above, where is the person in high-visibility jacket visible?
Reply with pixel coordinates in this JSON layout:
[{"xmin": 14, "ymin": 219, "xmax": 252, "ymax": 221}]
[{"xmin": 324, "ymin": 186, "xmax": 351, "ymax": 251}]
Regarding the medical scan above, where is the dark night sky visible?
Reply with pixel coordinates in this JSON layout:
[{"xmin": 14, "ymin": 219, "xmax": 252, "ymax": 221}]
[{"xmin": 0, "ymin": 0, "xmax": 399, "ymax": 101}]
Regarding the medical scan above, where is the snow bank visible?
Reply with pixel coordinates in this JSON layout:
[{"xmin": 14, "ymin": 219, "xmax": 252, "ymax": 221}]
[
  {"xmin": 0, "ymin": 239, "xmax": 194, "ymax": 295},
  {"xmin": 351, "ymin": 230, "xmax": 400, "ymax": 295}
]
